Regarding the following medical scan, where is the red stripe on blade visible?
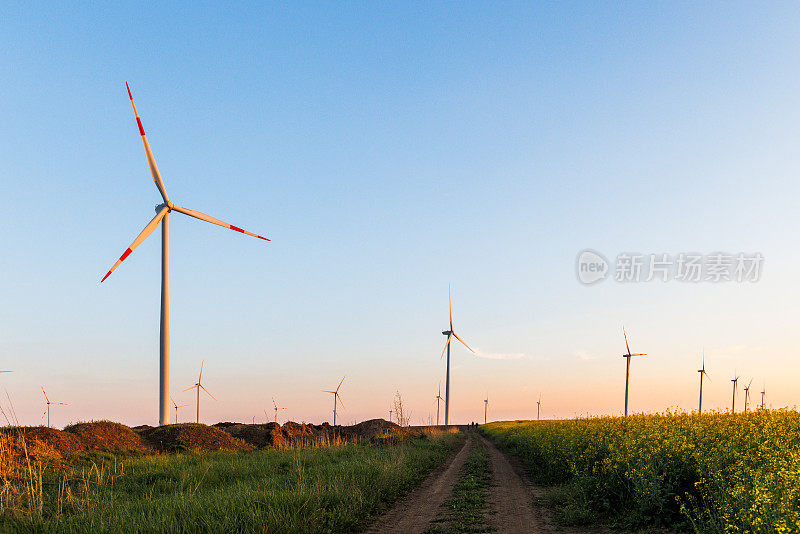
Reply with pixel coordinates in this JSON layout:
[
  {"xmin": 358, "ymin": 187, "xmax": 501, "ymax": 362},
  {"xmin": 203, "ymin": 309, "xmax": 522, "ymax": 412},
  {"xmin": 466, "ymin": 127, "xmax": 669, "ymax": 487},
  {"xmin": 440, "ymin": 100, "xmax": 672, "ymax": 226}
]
[
  {"xmin": 230, "ymin": 225, "xmax": 245, "ymax": 233},
  {"xmin": 136, "ymin": 118, "xmax": 145, "ymax": 136},
  {"xmin": 120, "ymin": 248, "xmax": 132, "ymax": 261},
  {"xmin": 100, "ymin": 271, "xmax": 112, "ymax": 283},
  {"xmin": 257, "ymin": 235, "xmax": 270, "ymax": 241},
  {"xmin": 126, "ymin": 82, "xmax": 132, "ymax": 100}
]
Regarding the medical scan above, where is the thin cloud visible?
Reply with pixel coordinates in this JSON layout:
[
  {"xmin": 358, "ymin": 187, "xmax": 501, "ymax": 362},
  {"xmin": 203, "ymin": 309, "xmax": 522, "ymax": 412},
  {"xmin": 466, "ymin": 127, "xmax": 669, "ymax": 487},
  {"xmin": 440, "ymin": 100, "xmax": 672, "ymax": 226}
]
[
  {"xmin": 475, "ymin": 351, "xmax": 527, "ymax": 360},
  {"xmin": 575, "ymin": 350, "xmax": 596, "ymax": 361}
]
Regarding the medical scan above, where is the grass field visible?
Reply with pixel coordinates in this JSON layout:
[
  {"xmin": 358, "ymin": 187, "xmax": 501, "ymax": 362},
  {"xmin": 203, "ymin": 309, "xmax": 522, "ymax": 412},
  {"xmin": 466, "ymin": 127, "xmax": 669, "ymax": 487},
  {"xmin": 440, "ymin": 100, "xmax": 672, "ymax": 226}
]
[
  {"xmin": 481, "ymin": 410, "xmax": 800, "ymax": 533},
  {"xmin": 0, "ymin": 429, "xmax": 463, "ymax": 533}
]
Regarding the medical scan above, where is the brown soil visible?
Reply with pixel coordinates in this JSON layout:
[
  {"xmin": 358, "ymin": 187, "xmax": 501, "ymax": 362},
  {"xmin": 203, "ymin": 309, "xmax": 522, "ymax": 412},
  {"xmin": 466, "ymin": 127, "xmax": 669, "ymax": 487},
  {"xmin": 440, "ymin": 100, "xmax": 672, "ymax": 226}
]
[
  {"xmin": 1, "ymin": 427, "xmax": 84, "ymax": 465},
  {"xmin": 362, "ymin": 433, "xmax": 473, "ymax": 534},
  {"xmin": 139, "ymin": 423, "xmax": 254, "ymax": 452},
  {"xmin": 64, "ymin": 421, "xmax": 149, "ymax": 453}
]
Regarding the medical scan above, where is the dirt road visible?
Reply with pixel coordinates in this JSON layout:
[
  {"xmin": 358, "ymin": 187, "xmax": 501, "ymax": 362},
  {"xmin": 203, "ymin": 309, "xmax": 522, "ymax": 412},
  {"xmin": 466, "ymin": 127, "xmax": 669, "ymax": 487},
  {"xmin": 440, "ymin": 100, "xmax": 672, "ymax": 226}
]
[{"xmin": 362, "ymin": 434, "xmax": 474, "ymax": 534}]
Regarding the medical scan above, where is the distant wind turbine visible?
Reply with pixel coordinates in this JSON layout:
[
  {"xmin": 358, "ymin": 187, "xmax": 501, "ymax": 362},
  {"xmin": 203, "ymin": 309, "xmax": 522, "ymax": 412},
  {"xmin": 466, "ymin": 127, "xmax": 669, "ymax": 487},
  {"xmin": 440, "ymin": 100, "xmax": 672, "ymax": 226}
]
[
  {"xmin": 761, "ymin": 384, "xmax": 766, "ymax": 410},
  {"xmin": 622, "ymin": 326, "xmax": 646, "ymax": 417},
  {"xmin": 537, "ymin": 394, "xmax": 541, "ymax": 421},
  {"xmin": 184, "ymin": 361, "xmax": 216, "ymax": 423},
  {"xmin": 41, "ymin": 387, "xmax": 66, "ymax": 428},
  {"xmin": 101, "ymin": 83, "xmax": 269, "ymax": 426},
  {"xmin": 272, "ymin": 397, "xmax": 286, "ymax": 424},
  {"xmin": 483, "ymin": 392, "xmax": 489, "ymax": 424},
  {"xmin": 434, "ymin": 383, "xmax": 443, "ymax": 426},
  {"xmin": 171, "ymin": 397, "xmax": 188, "ymax": 423},
  {"xmin": 323, "ymin": 377, "xmax": 345, "ymax": 426},
  {"xmin": 441, "ymin": 286, "xmax": 475, "ymax": 425},
  {"xmin": 698, "ymin": 350, "xmax": 710, "ymax": 414},
  {"xmin": 731, "ymin": 372, "xmax": 740, "ymax": 413},
  {"xmin": 388, "ymin": 408, "xmax": 393, "ymax": 423},
  {"xmin": 743, "ymin": 379, "xmax": 753, "ymax": 412}
]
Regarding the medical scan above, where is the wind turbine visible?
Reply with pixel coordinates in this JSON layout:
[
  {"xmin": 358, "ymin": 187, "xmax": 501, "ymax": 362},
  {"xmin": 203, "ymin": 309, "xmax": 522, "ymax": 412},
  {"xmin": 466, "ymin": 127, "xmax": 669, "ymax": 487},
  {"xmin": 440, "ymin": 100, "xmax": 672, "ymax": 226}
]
[
  {"xmin": 170, "ymin": 397, "xmax": 187, "ymax": 424},
  {"xmin": 743, "ymin": 379, "xmax": 753, "ymax": 412},
  {"xmin": 441, "ymin": 286, "xmax": 475, "ymax": 425},
  {"xmin": 434, "ymin": 383, "xmax": 443, "ymax": 426},
  {"xmin": 388, "ymin": 408, "xmax": 393, "ymax": 422},
  {"xmin": 537, "ymin": 394, "xmax": 541, "ymax": 421},
  {"xmin": 41, "ymin": 387, "xmax": 66, "ymax": 428},
  {"xmin": 622, "ymin": 326, "xmax": 646, "ymax": 417},
  {"xmin": 731, "ymin": 372, "xmax": 739, "ymax": 413},
  {"xmin": 272, "ymin": 397, "xmax": 286, "ymax": 424},
  {"xmin": 183, "ymin": 361, "xmax": 216, "ymax": 423},
  {"xmin": 101, "ymin": 83, "xmax": 269, "ymax": 426},
  {"xmin": 698, "ymin": 350, "xmax": 710, "ymax": 414},
  {"xmin": 323, "ymin": 377, "xmax": 345, "ymax": 426},
  {"xmin": 483, "ymin": 392, "xmax": 488, "ymax": 424},
  {"xmin": 761, "ymin": 384, "xmax": 766, "ymax": 410}
]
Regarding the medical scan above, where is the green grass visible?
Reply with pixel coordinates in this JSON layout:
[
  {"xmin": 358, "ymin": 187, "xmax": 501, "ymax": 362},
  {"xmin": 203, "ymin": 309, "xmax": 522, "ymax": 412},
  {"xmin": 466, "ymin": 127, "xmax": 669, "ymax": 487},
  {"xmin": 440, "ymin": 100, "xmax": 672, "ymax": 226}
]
[
  {"xmin": 426, "ymin": 435, "xmax": 494, "ymax": 534},
  {"xmin": 2, "ymin": 432, "xmax": 463, "ymax": 533}
]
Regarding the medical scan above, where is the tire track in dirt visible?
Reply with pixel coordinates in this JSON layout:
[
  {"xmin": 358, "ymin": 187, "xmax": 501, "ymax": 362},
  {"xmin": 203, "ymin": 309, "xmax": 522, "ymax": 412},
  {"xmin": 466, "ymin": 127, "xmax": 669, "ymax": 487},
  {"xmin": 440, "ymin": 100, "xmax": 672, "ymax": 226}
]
[{"xmin": 362, "ymin": 433, "xmax": 473, "ymax": 534}]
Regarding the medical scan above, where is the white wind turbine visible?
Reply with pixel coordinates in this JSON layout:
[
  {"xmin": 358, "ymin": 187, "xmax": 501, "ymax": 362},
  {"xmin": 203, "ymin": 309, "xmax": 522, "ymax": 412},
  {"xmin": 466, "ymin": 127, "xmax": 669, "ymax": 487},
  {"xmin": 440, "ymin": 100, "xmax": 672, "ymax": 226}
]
[
  {"xmin": 483, "ymin": 392, "xmax": 489, "ymax": 424},
  {"xmin": 743, "ymin": 379, "xmax": 753, "ymax": 412},
  {"xmin": 323, "ymin": 377, "xmax": 345, "ymax": 427},
  {"xmin": 441, "ymin": 286, "xmax": 475, "ymax": 425},
  {"xmin": 184, "ymin": 361, "xmax": 216, "ymax": 423},
  {"xmin": 621, "ymin": 326, "xmax": 646, "ymax": 417},
  {"xmin": 537, "ymin": 394, "xmax": 541, "ymax": 421},
  {"xmin": 434, "ymin": 383, "xmax": 443, "ymax": 426},
  {"xmin": 101, "ymin": 83, "xmax": 269, "ymax": 426},
  {"xmin": 171, "ymin": 397, "xmax": 188, "ymax": 424},
  {"xmin": 272, "ymin": 397, "xmax": 286, "ymax": 424},
  {"xmin": 697, "ymin": 350, "xmax": 710, "ymax": 414},
  {"xmin": 41, "ymin": 387, "xmax": 67, "ymax": 428}
]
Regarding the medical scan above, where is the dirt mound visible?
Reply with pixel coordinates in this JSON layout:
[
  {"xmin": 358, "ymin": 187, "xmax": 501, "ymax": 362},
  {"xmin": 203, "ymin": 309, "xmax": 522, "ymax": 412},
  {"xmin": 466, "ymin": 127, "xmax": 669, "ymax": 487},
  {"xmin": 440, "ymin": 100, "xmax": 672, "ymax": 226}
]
[
  {"xmin": 140, "ymin": 423, "xmax": 253, "ymax": 452},
  {"xmin": 343, "ymin": 418, "xmax": 399, "ymax": 440},
  {"xmin": 5, "ymin": 427, "xmax": 85, "ymax": 458},
  {"xmin": 64, "ymin": 421, "xmax": 149, "ymax": 453},
  {"xmin": 223, "ymin": 423, "xmax": 290, "ymax": 448}
]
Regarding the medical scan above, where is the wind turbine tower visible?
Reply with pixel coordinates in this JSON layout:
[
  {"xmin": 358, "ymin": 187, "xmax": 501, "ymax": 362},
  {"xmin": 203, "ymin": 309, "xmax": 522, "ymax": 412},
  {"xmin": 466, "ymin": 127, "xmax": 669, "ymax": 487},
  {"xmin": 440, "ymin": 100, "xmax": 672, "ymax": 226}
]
[
  {"xmin": 41, "ymin": 387, "xmax": 66, "ymax": 428},
  {"xmin": 272, "ymin": 397, "xmax": 286, "ymax": 424},
  {"xmin": 171, "ymin": 397, "xmax": 187, "ymax": 423},
  {"xmin": 483, "ymin": 393, "xmax": 488, "ymax": 424},
  {"xmin": 622, "ymin": 327, "xmax": 646, "ymax": 417},
  {"xmin": 323, "ymin": 377, "xmax": 345, "ymax": 426},
  {"xmin": 761, "ymin": 384, "xmax": 766, "ymax": 410},
  {"xmin": 184, "ymin": 361, "xmax": 216, "ymax": 423},
  {"xmin": 698, "ymin": 350, "xmax": 710, "ymax": 413},
  {"xmin": 435, "ymin": 383, "xmax": 443, "ymax": 426},
  {"xmin": 743, "ymin": 379, "xmax": 753, "ymax": 412},
  {"xmin": 441, "ymin": 286, "xmax": 475, "ymax": 425},
  {"xmin": 537, "ymin": 395, "xmax": 541, "ymax": 421},
  {"xmin": 731, "ymin": 372, "xmax": 739, "ymax": 413},
  {"xmin": 101, "ymin": 83, "xmax": 269, "ymax": 426}
]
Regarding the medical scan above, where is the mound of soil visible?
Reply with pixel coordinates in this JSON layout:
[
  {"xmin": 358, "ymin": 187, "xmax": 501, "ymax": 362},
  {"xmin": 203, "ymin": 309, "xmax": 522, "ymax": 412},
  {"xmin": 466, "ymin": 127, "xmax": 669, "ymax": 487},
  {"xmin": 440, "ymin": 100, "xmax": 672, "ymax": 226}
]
[
  {"xmin": 8, "ymin": 427, "xmax": 85, "ymax": 457},
  {"xmin": 343, "ymin": 419, "xmax": 399, "ymax": 440},
  {"xmin": 223, "ymin": 423, "xmax": 290, "ymax": 449},
  {"xmin": 64, "ymin": 421, "xmax": 149, "ymax": 453},
  {"xmin": 140, "ymin": 423, "xmax": 254, "ymax": 452}
]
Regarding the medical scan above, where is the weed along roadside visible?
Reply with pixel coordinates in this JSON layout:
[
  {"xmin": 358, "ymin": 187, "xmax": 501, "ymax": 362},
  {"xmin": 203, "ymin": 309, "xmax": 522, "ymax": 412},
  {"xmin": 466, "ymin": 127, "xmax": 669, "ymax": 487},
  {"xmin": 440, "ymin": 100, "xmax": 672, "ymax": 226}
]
[{"xmin": 0, "ymin": 422, "xmax": 462, "ymax": 532}]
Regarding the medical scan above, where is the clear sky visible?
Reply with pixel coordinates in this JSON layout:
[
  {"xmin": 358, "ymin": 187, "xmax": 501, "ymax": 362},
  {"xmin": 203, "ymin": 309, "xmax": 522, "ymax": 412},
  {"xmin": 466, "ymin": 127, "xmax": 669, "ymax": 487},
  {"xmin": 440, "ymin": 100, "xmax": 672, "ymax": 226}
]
[{"xmin": 2, "ymin": 2, "xmax": 800, "ymax": 427}]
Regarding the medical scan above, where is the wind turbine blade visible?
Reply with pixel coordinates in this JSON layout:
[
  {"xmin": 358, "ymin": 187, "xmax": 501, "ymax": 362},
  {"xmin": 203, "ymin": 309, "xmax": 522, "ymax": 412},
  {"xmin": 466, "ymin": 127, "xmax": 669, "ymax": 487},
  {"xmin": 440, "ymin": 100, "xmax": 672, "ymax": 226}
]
[
  {"xmin": 198, "ymin": 361, "xmax": 204, "ymax": 383},
  {"xmin": 322, "ymin": 390, "xmax": 336, "ymax": 394},
  {"xmin": 449, "ymin": 285, "xmax": 453, "ymax": 330},
  {"xmin": 171, "ymin": 205, "xmax": 270, "ymax": 241},
  {"xmin": 171, "ymin": 397, "xmax": 177, "ymax": 408},
  {"xmin": 631, "ymin": 353, "xmax": 646, "ymax": 357},
  {"xmin": 0, "ymin": 371, "xmax": 12, "ymax": 373},
  {"xmin": 623, "ymin": 326, "xmax": 631, "ymax": 355},
  {"xmin": 336, "ymin": 376, "xmax": 345, "ymax": 393},
  {"xmin": 183, "ymin": 385, "xmax": 198, "ymax": 392},
  {"xmin": 337, "ymin": 394, "xmax": 345, "ymax": 409},
  {"xmin": 41, "ymin": 408, "xmax": 47, "ymax": 418},
  {"xmin": 125, "ymin": 82, "xmax": 169, "ymax": 203},
  {"xmin": 704, "ymin": 370, "xmax": 711, "ymax": 381},
  {"xmin": 54, "ymin": 402, "xmax": 68, "ymax": 406},
  {"xmin": 440, "ymin": 334, "xmax": 452, "ymax": 359},
  {"xmin": 747, "ymin": 378, "xmax": 753, "ymax": 388},
  {"xmin": 177, "ymin": 404, "xmax": 188, "ymax": 408},
  {"xmin": 452, "ymin": 332, "xmax": 475, "ymax": 354},
  {"xmin": 200, "ymin": 384, "xmax": 216, "ymax": 401},
  {"xmin": 273, "ymin": 397, "xmax": 277, "ymax": 409},
  {"xmin": 41, "ymin": 387, "xmax": 49, "ymax": 403},
  {"xmin": 101, "ymin": 206, "xmax": 169, "ymax": 282}
]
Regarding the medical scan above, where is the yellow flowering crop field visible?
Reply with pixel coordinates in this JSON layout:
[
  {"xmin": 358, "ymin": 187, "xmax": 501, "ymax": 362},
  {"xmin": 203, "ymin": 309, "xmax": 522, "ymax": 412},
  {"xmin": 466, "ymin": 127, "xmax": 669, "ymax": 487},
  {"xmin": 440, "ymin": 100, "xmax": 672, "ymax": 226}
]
[{"xmin": 482, "ymin": 410, "xmax": 800, "ymax": 533}]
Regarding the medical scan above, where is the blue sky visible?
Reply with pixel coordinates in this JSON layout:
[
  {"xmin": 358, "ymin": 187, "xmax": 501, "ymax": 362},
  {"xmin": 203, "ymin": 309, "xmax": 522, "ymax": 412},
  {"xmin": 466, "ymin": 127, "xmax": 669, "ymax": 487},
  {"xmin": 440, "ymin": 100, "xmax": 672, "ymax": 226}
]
[{"xmin": 2, "ymin": 3, "xmax": 800, "ymax": 426}]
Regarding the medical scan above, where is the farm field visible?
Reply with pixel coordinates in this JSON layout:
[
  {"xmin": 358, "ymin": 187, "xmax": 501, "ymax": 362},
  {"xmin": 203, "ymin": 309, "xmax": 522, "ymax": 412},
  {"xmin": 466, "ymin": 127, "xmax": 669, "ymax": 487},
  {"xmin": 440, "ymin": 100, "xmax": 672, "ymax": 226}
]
[
  {"xmin": 481, "ymin": 410, "xmax": 800, "ymax": 533},
  {"xmin": 0, "ymin": 422, "xmax": 463, "ymax": 533}
]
